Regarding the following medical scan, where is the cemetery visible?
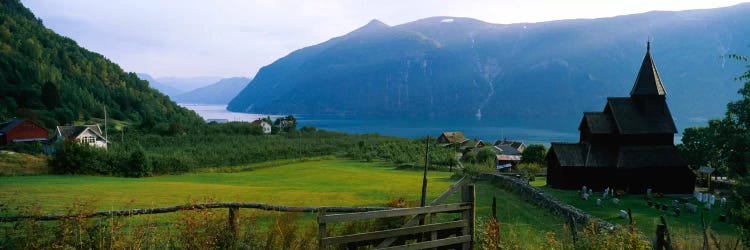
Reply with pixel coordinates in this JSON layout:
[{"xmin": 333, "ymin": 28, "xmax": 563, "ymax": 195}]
[{"xmin": 538, "ymin": 179, "xmax": 737, "ymax": 240}]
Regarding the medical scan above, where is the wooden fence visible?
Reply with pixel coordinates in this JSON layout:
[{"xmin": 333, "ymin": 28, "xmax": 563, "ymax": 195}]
[
  {"xmin": 0, "ymin": 177, "xmax": 473, "ymax": 248},
  {"xmin": 318, "ymin": 183, "xmax": 475, "ymax": 250}
]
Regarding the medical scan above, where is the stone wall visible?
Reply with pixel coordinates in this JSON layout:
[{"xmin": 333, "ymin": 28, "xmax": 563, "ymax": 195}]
[{"xmin": 479, "ymin": 173, "xmax": 617, "ymax": 231}]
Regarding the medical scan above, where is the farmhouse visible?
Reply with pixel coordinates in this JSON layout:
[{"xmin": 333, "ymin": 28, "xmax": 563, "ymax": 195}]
[
  {"xmin": 54, "ymin": 125, "xmax": 108, "ymax": 149},
  {"xmin": 436, "ymin": 131, "xmax": 468, "ymax": 145},
  {"xmin": 494, "ymin": 140, "xmax": 526, "ymax": 153},
  {"xmin": 546, "ymin": 43, "xmax": 695, "ymax": 194},
  {"xmin": 0, "ymin": 118, "xmax": 48, "ymax": 144},
  {"xmin": 251, "ymin": 119, "xmax": 272, "ymax": 134}
]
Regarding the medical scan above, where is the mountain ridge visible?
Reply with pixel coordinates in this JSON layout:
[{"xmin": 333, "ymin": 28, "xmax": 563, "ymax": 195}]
[
  {"xmin": 228, "ymin": 3, "xmax": 750, "ymax": 123},
  {"xmin": 172, "ymin": 77, "xmax": 251, "ymax": 104}
]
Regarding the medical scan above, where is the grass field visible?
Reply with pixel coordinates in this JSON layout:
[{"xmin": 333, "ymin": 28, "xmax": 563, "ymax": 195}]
[
  {"xmin": 442, "ymin": 180, "xmax": 567, "ymax": 248},
  {"xmin": 0, "ymin": 159, "xmax": 458, "ymax": 214},
  {"xmin": 0, "ymin": 158, "xmax": 577, "ymax": 247},
  {"xmin": 532, "ymin": 177, "xmax": 740, "ymax": 245},
  {"xmin": 0, "ymin": 151, "xmax": 48, "ymax": 176}
]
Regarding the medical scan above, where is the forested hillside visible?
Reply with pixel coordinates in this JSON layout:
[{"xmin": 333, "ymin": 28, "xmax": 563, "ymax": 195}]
[{"xmin": 0, "ymin": 0, "xmax": 202, "ymax": 129}]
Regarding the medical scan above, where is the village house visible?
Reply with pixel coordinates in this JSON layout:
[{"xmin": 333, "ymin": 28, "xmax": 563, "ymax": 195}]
[
  {"xmin": 54, "ymin": 125, "xmax": 108, "ymax": 149},
  {"xmin": 492, "ymin": 144, "xmax": 523, "ymax": 171},
  {"xmin": 0, "ymin": 118, "xmax": 48, "ymax": 144},
  {"xmin": 251, "ymin": 119, "xmax": 272, "ymax": 134},
  {"xmin": 493, "ymin": 140, "xmax": 526, "ymax": 153},
  {"xmin": 546, "ymin": 43, "xmax": 695, "ymax": 194},
  {"xmin": 436, "ymin": 131, "xmax": 468, "ymax": 146},
  {"xmin": 460, "ymin": 139, "xmax": 487, "ymax": 151}
]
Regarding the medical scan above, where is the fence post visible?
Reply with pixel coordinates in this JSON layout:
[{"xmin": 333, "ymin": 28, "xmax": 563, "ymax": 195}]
[
  {"xmin": 318, "ymin": 208, "xmax": 327, "ymax": 250},
  {"xmin": 461, "ymin": 184, "xmax": 475, "ymax": 250},
  {"xmin": 492, "ymin": 196, "xmax": 497, "ymax": 219},
  {"xmin": 655, "ymin": 224, "xmax": 666, "ymax": 250},
  {"xmin": 228, "ymin": 207, "xmax": 240, "ymax": 242}
]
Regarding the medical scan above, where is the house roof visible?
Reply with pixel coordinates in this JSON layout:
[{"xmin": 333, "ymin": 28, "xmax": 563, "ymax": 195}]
[
  {"xmin": 56, "ymin": 125, "xmax": 105, "ymax": 140},
  {"xmin": 605, "ymin": 97, "xmax": 677, "ymax": 134},
  {"xmin": 462, "ymin": 139, "xmax": 485, "ymax": 148},
  {"xmin": 0, "ymin": 118, "xmax": 26, "ymax": 133},
  {"xmin": 549, "ymin": 143, "xmax": 686, "ymax": 169},
  {"xmin": 0, "ymin": 118, "xmax": 47, "ymax": 133},
  {"xmin": 251, "ymin": 119, "xmax": 269, "ymax": 126},
  {"xmin": 630, "ymin": 42, "xmax": 666, "ymax": 97},
  {"xmin": 494, "ymin": 144, "xmax": 521, "ymax": 155},
  {"xmin": 494, "ymin": 140, "xmax": 524, "ymax": 149},
  {"xmin": 580, "ymin": 112, "xmax": 616, "ymax": 134},
  {"xmin": 497, "ymin": 155, "xmax": 522, "ymax": 161},
  {"xmin": 440, "ymin": 132, "xmax": 467, "ymax": 143}
]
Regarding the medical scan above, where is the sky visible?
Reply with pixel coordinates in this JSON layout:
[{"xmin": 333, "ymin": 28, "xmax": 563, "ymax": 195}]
[{"xmin": 21, "ymin": 0, "xmax": 750, "ymax": 78}]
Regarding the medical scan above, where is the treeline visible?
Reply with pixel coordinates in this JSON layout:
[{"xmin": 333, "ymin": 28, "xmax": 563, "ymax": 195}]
[
  {"xmin": 49, "ymin": 122, "xmax": 456, "ymax": 176},
  {"xmin": 677, "ymin": 53, "xmax": 750, "ymax": 244},
  {"xmin": 345, "ymin": 137, "xmax": 457, "ymax": 168},
  {"xmin": 0, "ymin": 0, "xmax": 202, "ymax": 129}
]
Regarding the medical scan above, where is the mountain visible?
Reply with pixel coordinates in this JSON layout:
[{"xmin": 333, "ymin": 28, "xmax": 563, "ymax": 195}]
[
  {"xmin": 228, "ymin": 4, "xmax": 750, "ymax": 125},
  {"xmin": 154, "ymin": 76, "xmax": 223, "ymax": 92},
  {"xmin": 172, "ymin": 77, "xmax": 251, "ymax": 104},
  {"xmin": 0, "ymin": 0, "xmax": 202, "ymax": 128},
  {"xmin": 136, "ymin": 73, "xmax": 184, "ymax": 97}
]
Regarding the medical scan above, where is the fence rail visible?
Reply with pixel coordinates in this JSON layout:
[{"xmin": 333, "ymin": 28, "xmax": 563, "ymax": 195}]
[{"xmin": 0, "ymin": 202, "xmax": 392, "ymax": 222}]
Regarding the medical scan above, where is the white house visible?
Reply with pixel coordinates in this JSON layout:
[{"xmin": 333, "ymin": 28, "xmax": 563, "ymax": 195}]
[
  {"xmin": 55, "ymin": 125, "xmax": 108, "ymax": 148},
  {"xmin": 251, "ymin": 119, "xmax": 272, "ymax": 134}
]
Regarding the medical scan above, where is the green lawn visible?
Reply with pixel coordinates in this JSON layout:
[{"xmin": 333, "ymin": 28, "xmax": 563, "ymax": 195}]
[
  {"xmin": 533, "ymin": 177, "xmax": 739, "ymax": 244},
  {"xmin": 442, "ymin": 180, "xmax": 567, "ymax": 248},
  {"xmin": 0, "ymin": 159, "xmax": 456, "ymax": 214}
]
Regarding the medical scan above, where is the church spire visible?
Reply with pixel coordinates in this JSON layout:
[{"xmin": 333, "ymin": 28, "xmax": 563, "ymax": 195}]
[{"xmin": 630, "ymin": 41, "xmax": 666, "ymax": 97}]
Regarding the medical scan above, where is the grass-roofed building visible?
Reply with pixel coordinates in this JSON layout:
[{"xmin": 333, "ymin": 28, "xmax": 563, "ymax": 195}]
[{"xmin": 546, "ymin": 43, "xmax": 695, "ymax": 194}]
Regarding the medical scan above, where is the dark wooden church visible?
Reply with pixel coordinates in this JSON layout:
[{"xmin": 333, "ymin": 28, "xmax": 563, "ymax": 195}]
[{"xmin": 546, "ymin": 43, "xmax": 695, "ymax": 194}]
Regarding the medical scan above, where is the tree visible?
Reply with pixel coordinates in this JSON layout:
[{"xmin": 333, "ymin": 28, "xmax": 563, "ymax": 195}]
[
  {"xmin": 476, "ymin": 147, "xmax": 496, "ymax": 164},
  {"xmin": 521, "ymin": 144, "xmax": 547, "ymax": 164},
  {"xmin": 127, "ymin": 148, "xmax": 151, "ymax": 177},
  {"xmin": 41, "ymin": 81, "xmax": 60, "ymax": 109}
]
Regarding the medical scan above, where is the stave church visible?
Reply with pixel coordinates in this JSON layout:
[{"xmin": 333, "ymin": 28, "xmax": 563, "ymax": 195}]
[{"xmin": 546, "ymin": 43, "xmax": 696, "ymax": 194}]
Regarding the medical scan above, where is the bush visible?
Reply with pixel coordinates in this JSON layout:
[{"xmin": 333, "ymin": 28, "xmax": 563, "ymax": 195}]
[{"xmin": 49, "ymin": 140, "xmax": 104, "ymax": 174}]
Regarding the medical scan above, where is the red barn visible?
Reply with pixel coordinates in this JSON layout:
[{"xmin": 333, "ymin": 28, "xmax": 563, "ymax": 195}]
[{"xmin": 0, "ymin": 118, "xmax": 48, "ymax": 144}]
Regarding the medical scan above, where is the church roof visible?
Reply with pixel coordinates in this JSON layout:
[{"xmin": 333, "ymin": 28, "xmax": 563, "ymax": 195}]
[
  {"xmin": 549, "ymin": 143, "xmax": 686, "ymax": 168},
  {"xmin": 630, "ymin": 42, "xmax": 666, "ymax": 97},
  {"xmin": 605, "ymin": 97, "xmax": 677, "ymax": 134},
  {"xmin": 616, "ymin": 145, "xmax": 687, "ymax": 168},
  {"xmin": 580, "ymin": 112, "xmax": 616, "ymax": 134}
]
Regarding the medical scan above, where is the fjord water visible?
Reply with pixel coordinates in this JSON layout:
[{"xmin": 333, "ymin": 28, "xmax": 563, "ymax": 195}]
[{"xmin": 181, "ymin": 104, "xmax": 581, "ymax": 144}]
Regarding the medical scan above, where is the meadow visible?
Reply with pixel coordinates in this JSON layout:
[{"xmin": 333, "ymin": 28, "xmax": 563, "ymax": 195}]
[{"xmin": 0, "ymin": 159, "xmax": 457, "ymax": 214}]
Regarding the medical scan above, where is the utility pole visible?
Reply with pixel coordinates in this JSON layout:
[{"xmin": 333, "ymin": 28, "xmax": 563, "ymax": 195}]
[
  {"xmin": 104, "ymin": 106, "xmax": 108, "ymax": 151},
  {"xmin": 420, "ymin": 136, "xmax": 430, "ymax": 207}
]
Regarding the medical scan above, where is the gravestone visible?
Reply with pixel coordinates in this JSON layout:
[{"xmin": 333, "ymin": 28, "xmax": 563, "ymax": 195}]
[
  {"xmin": 709, "ymin": 195, "xmax": 716, "ymax": 205},
  {"xmin": 612, "ymin": 198, "xmax": 620, "ymax": 205},
  {"xmin": 619, "ymin": 210, "xmax": 627, "ymax": 219},
  {"xmin": 686, "ymin": 203, "xmax": 698, "ymax": 213},
  {"xmin": 596, "ymin": 198, "xmax": 602, "ymax": 206},
  {"xmin": 720, "ymin": 197, "xmax": 727, "ymax": 207},
  {"xmin": 646, "ymin": 188, "xmax": 653, "ymax": 199}
]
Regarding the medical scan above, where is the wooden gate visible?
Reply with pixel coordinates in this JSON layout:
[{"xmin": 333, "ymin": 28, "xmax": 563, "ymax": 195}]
[{"xmin": 317, "ymin": 183, "xmax": 475, "ymax": 249}]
